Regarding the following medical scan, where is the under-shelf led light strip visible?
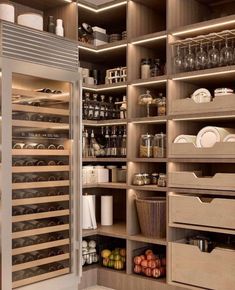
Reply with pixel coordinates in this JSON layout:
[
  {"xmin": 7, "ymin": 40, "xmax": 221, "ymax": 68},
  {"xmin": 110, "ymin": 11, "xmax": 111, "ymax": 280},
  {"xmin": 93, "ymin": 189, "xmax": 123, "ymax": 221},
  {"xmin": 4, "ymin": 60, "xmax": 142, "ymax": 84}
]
[
  {"xmin": 172, "ymin": 69, "xmax": 235, "ymax": 81},
  {"xmin": 172, "ymin": 19, "xmax": 235, "ymax": 36},
  {"xmin": 83, "ymin": 84, "xmax": 127, "ymax": 92},
  {"xmin": 131, "ymin": 35, "xmax": 167, "ymax": 45},
  {"xmin": 131, "ymin": 79, "xmax": 167, "ymax": 86},
  {"xmin": 77, "ymin": 1, "xmax": 127, "ymax": 13},
  {"xmin": 79, "ymin": 43, "xmax": 127, "ymax": 53}
]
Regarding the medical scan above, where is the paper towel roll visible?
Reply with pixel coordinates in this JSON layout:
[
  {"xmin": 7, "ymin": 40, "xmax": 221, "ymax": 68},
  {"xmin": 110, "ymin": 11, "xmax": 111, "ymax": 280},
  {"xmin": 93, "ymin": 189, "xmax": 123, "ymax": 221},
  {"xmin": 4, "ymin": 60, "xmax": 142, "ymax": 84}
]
[
  {"xmin": 196, "ymin": 126, "xmax": 235, "ymax": 148},
  {"xmin": 174, "ymin": 135, "xmax": 197, "ymax": 144},
  {"xmin": 101, "ymin": 195, "xmax": 113, "ymax": 226},
  {"xmin": 82, "ymin": 195, "xmax": 97, "ymax": 229}
]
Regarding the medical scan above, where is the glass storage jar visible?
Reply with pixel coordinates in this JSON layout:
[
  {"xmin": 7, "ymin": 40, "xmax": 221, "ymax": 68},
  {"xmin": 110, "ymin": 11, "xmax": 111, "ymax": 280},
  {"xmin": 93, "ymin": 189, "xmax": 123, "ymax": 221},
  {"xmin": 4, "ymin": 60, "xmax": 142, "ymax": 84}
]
[
  {"xmin": 158, "ymin": 173, "xmax": 167, "ymax": 187},
  {"xmin": 140, "ymin": 133, "xmax": 153, "ymax": 158},
  {"xmin": 133, "ymin": 173, "xmax": 144, "ymax": 186},
  {"xmin": 151, "ymin": 173, "xmax": 159, "ymax": 185},
  {"xmin": 153, "ymin": 133, "xmax": 166, "ymax": 158},
  {"xmin": 157, "ymin": 94, "xmax": 166, "ymax": 116},
  {"xmin": 141, "ymin": 58, "xmax": 151, "ymax": 79},
  {"xmin": 142, "ymin": 173, "xmax": 151, "ymax": 185}
]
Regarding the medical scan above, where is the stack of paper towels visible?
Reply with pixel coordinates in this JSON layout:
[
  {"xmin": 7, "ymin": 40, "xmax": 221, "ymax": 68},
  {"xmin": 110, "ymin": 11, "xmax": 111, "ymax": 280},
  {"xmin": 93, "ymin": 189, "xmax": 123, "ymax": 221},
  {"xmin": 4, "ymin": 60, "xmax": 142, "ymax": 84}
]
[{"xmin": 174, "ymin": 126, "xmax": 235, "ymax": 147}]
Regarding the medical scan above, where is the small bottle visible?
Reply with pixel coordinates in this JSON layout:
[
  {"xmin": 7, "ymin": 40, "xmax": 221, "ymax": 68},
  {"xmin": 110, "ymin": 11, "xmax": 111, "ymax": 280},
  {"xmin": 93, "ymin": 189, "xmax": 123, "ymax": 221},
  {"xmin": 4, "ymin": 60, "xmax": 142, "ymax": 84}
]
[
  {"xmin": 110, "ymin": 126, "xmax": 118, "ymax": 157},
  {"xmin": 93, "ymin": 94, "xmax": 100, "ymax": 120},
  {"xmin": 120, "ymin": 96, "xmax": 127, "ymax": 119},
  {"xmin": 105, "ymin": 127, "xmax": 111, "ymax": 157},
  {"xmin": 89, "ymin": 130, "xmax": 96, "ymax": 157},
  {"xmin": 120, "ymin": 127, "xmax": 127, "ymax": 157},
  {"xmin": 100, "ymin": 95, "xmax": 106, "ymax": 120},
  {"xmin": 82, "ymin": 127, "xmax": 89, "ymax": 158},
  {"xmin": 55, "ymin": 19, "xmax": 64, "ymax": 37},
  {"xmin": 48, "ymin": 16, "xmax": 55, "ymax": 33}
]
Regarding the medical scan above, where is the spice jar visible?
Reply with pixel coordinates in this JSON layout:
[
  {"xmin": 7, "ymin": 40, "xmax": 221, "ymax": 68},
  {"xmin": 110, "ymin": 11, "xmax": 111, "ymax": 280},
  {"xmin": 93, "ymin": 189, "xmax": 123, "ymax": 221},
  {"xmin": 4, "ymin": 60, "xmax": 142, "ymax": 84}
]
[
  {"xmin": 157, "ymin": 94, "xmax": 166, "ymax": 116},
  {"xmin": 141, "ymin": 59, "xmax": 151, "ymax": 79},
  {"xmin": 142, "ymin": 173, "xmax": 151, "ymax": 185},
  {"xmin": 133, "ymin": 173, "xmax": 144, "ymax": 186},
  {"xmin": 158, "ymin": 173, "xmax": 167, "ymax": 187},
  {"xmin": 153, "ymin": 133, "xmax": 166, "ymax": 158},
  {"xmin": 151, "ymin": 173, "xmax": 159, "ymax": 185},
  {"xmin": 140, "ymin": 134, "xmax": 153, "ymax": 158}
]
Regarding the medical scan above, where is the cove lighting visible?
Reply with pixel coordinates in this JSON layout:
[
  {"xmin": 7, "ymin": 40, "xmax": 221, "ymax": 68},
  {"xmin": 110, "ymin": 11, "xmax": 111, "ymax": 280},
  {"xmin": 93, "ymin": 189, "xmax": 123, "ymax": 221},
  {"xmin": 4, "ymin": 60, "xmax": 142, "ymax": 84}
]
[
  {"xmin": 172, "ymin": 69, "xmax": 235, "ymax": 81},
  {"xmin": 77, "ymin": 1, "xmax": 127, "ymax": 13},
  {"xmin": 131, "ymin": 79, "xmax": 167, "ymax": 86},
  {"xmin": 84, "ymin": 121, "xmax": 127, "ymax": 127},
  {"xmin": 172, "ymin": 19, "xmax": 235, "ymax": 36},
  {"xmin": 83, "ymin": 84, "xmax": 127, "ymax": 92},
  {"xmin": 172, "ymin": 114, "xmax": 235, "ymax": 121},
  {"xmin": 79, "ymin": 44, "xmax": 127, "ymax": 53},
  {"xmin": 131, "ymin": 119, "xmax": 167, "ymax": 124},
  {"xmin": 131, "ymin": 35, "xmax": 167, "ymax": 45}
]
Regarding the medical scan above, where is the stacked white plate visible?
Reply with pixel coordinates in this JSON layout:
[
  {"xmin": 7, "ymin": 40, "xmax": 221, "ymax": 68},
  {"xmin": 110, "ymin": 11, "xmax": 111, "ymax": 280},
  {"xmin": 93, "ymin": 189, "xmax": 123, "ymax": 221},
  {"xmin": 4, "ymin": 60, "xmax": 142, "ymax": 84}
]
[{"xmin": 17, "ymin": 13, "xmax": 43, "ymax": 31}]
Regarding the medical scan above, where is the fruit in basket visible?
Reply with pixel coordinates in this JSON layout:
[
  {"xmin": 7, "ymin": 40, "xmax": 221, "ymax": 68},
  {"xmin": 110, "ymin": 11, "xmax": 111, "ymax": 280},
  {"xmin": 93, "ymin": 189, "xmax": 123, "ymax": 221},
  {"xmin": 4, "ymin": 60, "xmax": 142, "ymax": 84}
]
[
  {"xmin": 120, "ymin": 248, "xmax": 126, "ymax": 257},
  {"xmin": 134, "ymin": 265, "xmax": 142, "ymax": 274},
  {"xmin": 113, "ymin": 248, "xmax": 120, "ymax": 255},
  {"xmin": 109, "ymin": 254, "xmax": 114, "ymax": 260},
  {"xmin": 121, "ymin": 256, "xmax": 126, "ymax": 263},
  {"xmin": 82, "ymin": 240, "xmax": 88, "ymax": 248},
  {"xmin": 92, "ymin": 253, "xmax": 99, "ymax": 263},
  {"xmin": 146, "ymin": 253, "xmax": 156, "ymax": 260},
  {"xmin": 140, "ymin": 259, "xmax": 148, "ymax": 268},
  {"xmin": 152, "ymin": 267, "xmax": 166, "ymax": 278},
  {"xmin": 147, "ymin": 260, "xmax": 157, "ymax": 269},
  {"xmin": 114, "ymin": 260, "xmax": 124, "ymax": 270},
  {"xmin": 134, "ymin": 256, "xmax": 142, "ymax": 265},
  {"xmin": 155, "ymin": 258, "xmax": 161, "ymax": 268},
  {"xmin": 103, "ymin": 258, "xmax": 109, "ymax": 267},
  {"xmin": 145, "ymin": 267, "xmax": 152, "ymax": 277},
  {"xmin": 141, "ymin": 266, "xmax": 146, "ymax": 274},
  {"xmin": 114, "ymin": 254, "xmax": 121, "ymax": 261},
  {"xmin": 140, "ymin": 255, "xmax": 145, "ymax": 261},
  {"xmin": 101, "ymin": 249, "xmax": 111, "ymax": 259},
  {"xmin": 108, "ymin": 260, "xmax": 115, "ymax": 268},
  {"xmin": 145, "ymin": 249, "xmax": 153, "ymax": 256}
]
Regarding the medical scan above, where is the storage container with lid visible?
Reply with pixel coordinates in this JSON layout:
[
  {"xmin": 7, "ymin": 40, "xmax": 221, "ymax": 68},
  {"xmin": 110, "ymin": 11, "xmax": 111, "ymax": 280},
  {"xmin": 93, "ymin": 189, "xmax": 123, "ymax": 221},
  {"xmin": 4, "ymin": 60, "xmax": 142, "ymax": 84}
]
[
  {"xmin": 140, "ymin": 133, "xmax": 153, "ymax": 158},
  {"xmin": 153, "ymin": 133, "xmax": 166, "ymax": 158}
]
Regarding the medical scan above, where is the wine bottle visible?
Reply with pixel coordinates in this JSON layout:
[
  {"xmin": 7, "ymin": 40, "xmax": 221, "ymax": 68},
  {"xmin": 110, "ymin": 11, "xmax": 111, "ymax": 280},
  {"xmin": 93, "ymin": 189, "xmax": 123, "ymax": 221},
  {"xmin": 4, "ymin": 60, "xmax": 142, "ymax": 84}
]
[
  {"xmin": 24, "ymin": 143, "xmax": 35, "ymax": 149},
  {"xmin": 36, "ymin": 144, "xmax": 46, "ymax": 149},
  {"xmin": 12, "ymin": 256, "xmax": 22, "ymax": 265},
  {"xmin": 12, "ymin": 239, "xmax": 22, "ymax": 249},
  {"xmin": 57, "ymin": 160, "xmax": 65, "ymax": 165},
  {"xmin": 13, "ymin": 143, "xmax": 24, "ymax": 149},
  {"xmin": 48, "ymin": 175, "xmax": 57, "ymax": 181},
  {"xmin": 36, "ymin": 160, "xmax": 47, "ymax": 166},
  {"xmin": 57, "ymin": 144, "xmax": 64, "ymax": 150},
  {"xmin": 48, "ymin": 160, "xmax": 57, "ymax": 166},
  {"xmin": 22, "ymin": 254, "xmax": 34, "ymax": 263},
  {"xmin": 36, "ymin": 176, "xmax": 47, "ymax": 182},
  {"xmin": 48, "ymin": 144, "xmax": 56, "ymax": 150}
]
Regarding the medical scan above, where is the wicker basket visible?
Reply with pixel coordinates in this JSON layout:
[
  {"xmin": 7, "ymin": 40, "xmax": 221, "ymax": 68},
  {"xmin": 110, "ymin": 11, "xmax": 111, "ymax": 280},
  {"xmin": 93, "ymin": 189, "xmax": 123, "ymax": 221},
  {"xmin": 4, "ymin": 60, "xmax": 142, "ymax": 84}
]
[{"xmin": 136, "ymin": 197, "xmax": 166, "ymax": 238}]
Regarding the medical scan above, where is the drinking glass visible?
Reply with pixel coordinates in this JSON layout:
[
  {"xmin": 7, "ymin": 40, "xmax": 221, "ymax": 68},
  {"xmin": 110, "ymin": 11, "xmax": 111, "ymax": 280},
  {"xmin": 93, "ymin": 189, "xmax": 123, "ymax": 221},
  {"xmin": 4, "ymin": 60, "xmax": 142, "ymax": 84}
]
[
  {"xmin": 220, "ymin": 36, "xmax": 233, "ymax": 66},
  {"xmin": 195, "ymin": 42, "xmax": 208, "ymax": 70},
  {"xmin": 174, "ymin": 45, "xmax": 183, "ymax": 72},
  {"xmin": 208, "ymin": 40, "xmax": 220, "ymax": 68},
  {"xmin": 184, "ymin": 43, "xmax": 195, "ymax": 71}
]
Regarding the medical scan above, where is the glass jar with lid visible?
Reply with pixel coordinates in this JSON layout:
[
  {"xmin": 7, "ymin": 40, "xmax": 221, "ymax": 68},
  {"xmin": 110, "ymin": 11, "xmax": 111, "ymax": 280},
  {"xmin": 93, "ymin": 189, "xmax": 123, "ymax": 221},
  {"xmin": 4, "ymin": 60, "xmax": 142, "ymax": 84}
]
[
  {"xmin": 140, "ymin": 133, "xmax": 153, "ymax": 158},
  {"xmin": 151, "ymin": 173, "xmax": 159, "ymax": 185},
  {"xmin": 141, "ymin": 58, "xmax": 151, "ymax": 79},
  {"xmin": 153, "ymin": 133, "xmax": 166, "ymax": 158},
  {"xmin": 133, "ymin": 173, "xmax": 144, "ymax": 186},
  {"xmin": 158, "ymin": 173, "xmax": 167, "ymax": 187},
  {"xmin": 142, "ymin": 173, "xmax": 151, "ymax": 185},
  {"xmin": 157, "ymin": 94, "xmax": 166, "ymax": 116}
]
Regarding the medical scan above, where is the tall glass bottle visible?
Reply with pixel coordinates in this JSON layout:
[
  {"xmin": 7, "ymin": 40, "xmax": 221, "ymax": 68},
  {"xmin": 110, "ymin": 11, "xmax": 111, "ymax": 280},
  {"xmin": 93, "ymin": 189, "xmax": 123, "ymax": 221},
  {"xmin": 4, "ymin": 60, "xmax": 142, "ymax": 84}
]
[
  {"xmin": 100, "ymin": 95, "xmax": 106, "ymax": 120},
  {"xmin": 121, "ymin": 127, "xmax": 127, "ymax": 157},
  {"xmin": 110, "ymin": 126, "xmax": 118, "ymax": 157},
  {"xmin": 93, "ymin": 94, "xmax": 100, "ymax": 120},
  {"xmin": 82, "ymin": 127, "xmax": 89, "ymax": 158},
  {"xmin": 105, "ymin": 127, "xmax": 111, "ymax": 157},
  {"xmin": 83, "ymin": 92, "xmax": 90, "ymax": 120}
]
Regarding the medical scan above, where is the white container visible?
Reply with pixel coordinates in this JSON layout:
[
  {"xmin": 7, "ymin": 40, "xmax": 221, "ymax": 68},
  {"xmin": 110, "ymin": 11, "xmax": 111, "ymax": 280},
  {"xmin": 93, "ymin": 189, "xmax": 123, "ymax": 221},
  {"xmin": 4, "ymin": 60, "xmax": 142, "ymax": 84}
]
[
  {"xmin": 56, "ymin": 19, "xmax": 64, "ymax": 37},
  {"xmin": 92, "ymin": 26, "xmax": 106, "ymax": 34},
  {"xmin": 83, "ymin": 166, "xmax": 97, "ymax": 184},
  {"xmin": 0, "ymin": 3, "xmax": 15, "ymax": 23},
  {"xmin": 84, "ymin": 77, "xmax": 95, "ymax": 85},
  {"xmin": 95, "ymin": 166, "xmax": 109, "ymax": 183},
  {"xmin": 82, "ymin": 195, "xmax": 97, "ymax": 229},
  {"xmin": 17, "ymin": 13, "xmax": 43, "ymax": 31}
]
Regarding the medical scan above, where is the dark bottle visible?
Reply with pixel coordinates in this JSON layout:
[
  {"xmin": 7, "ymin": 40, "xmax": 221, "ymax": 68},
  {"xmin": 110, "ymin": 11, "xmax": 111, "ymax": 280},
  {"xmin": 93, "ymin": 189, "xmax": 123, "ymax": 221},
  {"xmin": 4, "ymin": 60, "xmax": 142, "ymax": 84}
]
[
  {"xmin": 104, "ymin": 127, "xmax": 111, "ymax": 157},
  {"xmin": 48, "ymin": 144, "xmax": 56, "ymax": 150},
  {"xmin": 48, "ymin": 250, "xmax": 57, "ymax": 257},
  {"xmin": 121, "ymin": 127, "xmax": 127, "ymax": 157},
  {"xmin": 24, "ymin": 143, "xmax": 35, "ymax": 149},
  {"xmin": 36, "ymin": 143, "xmax": 45, "ymax": 149},
  {"xmin": 36, "ymin": 176, "xmax": 47, "ymax": 182},
  {"xmin": 48, "ymin": 265, "xmax": 57, "ymax": 272},
  {"xmin": 48, "ymin": 175, "xmax": 57, "ymax": 181},
  {"xmin": 12, "ymin": 239, "xmax": 22, "ymax": 249},
  {"xmin": 57, "ymin": 160, "xmax": 65, "ymax": 165},
  {"xmin": 48, "ymin": 16, "xmax": 55, "ymax": 33},
  {"xmin": 47, "ymin": 235, "xmax": 57, "ymax": 242},
  {"xmin": 115, "ymin": 98, "xmax": 120, "ymax": 119},
  {"xmin": 36, "ymin": 160, "xmax": 47, "ymax": 166},
  {"xmin": 93, "ymin": 94, "xmax": 100, "ymax": 120},
  {"xmin": 25, "ymin": 159, "xmax": 36, "ymax": 166},
  {"xmin": 56, "ymin": 249, "xmax": 64, "ymax": 255},
  {"xmin": 22, "ymin": 206, "xmax": 34, "ymax": 215},
  {"xmin": 100, "ymin": 95, "xmax": 106, "ymax": 120},
  {"xmin": 12, "ymin": 207, "xmax": 25, "ymax": 216},
  {"xmin": 117, "ymin": 127, "xmax": 123, "ymax": 157},
  {"xmin": 12, "ymin": 256, "xmax": 22, "ymax": 265},
  {"xmin": 108, "ymin": 97, "xmax": 114, "ymax": 119},
  {"xmin": 33, "ymin": 252, "xmax": 47, "ymax": 260},
  {"xmin": 22, "ymin": 254, "xmax": 34, "ymax": 263},
  {"xmin": 30, "ymin": 114, "xmax": 44, "ymax": 122},
  {"xmin": 22, "ymin": 238, "xmax": 34, "ymax": 247},
  {"xmin": 57, "ymin": 145, "xmax": 64, "ymax": 150},
  {"xmin": 83, "ymin": 92, "xmax": 90, "ymax": 120},
  {"xmin": 56, "ymin": 233, "xmax": 64, "ymax": 240},
  {"xmin": 13, "ymin": 160, "xmax": 25, "ymax": 166},
  {"xmin": 48, "ymin": 160, "xmax": 57, "ymax": 166},
  {"xmin": 56, "ymin": 264, "xmax": 65, "ymax": 270},
  {"xmin": 110, "ymin": 126, "xmax": 118, "ymax": 157},
  {"xmin": 151, "ymin": 58, "xmax": 162, "ymax": 77}
]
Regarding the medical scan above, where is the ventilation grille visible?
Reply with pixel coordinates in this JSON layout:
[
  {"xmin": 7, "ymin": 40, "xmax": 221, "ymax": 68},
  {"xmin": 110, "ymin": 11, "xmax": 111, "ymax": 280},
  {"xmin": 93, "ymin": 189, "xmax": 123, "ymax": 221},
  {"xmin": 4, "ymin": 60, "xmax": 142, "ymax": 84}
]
[{"xmin": 1, "ymin": 21, "xmax": 78, "ymax": 72}]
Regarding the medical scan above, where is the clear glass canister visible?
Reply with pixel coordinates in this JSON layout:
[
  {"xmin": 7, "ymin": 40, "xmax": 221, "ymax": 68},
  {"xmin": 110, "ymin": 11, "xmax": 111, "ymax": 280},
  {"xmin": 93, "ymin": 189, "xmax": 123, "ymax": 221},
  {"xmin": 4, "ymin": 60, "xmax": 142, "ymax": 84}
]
[
  {"xmin": 158, "ymin": 173, "xmax": 167, "ymax": 187},
  {"xmin": 133, "ymin": 173, "xmax": 144, "ymax": 186},
  {"xmin": 153, "ymin": 133, "xmax": 166, "ymax": 158},
  {"xmin": 157, "ymin": 95, "xmax": 166, "ymax": 116},
  {"xmin": 151, "ymin": 173, "xmax": 159, "ymax": 185},
  {"xmin": 140, "ymin": 134, "xmax": 153, "ymax": 158},
  {"xmin": 142, "ymin": 173, "xmax": 151, "ymax": 185}
]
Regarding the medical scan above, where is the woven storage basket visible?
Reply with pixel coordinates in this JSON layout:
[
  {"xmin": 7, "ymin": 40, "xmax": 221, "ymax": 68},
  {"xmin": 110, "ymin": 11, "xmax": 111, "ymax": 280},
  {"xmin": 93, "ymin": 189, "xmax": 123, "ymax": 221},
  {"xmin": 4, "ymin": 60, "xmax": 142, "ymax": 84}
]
[{"xmin": 136, "ymin": 197, "xmax": 166, "ymax": 238}]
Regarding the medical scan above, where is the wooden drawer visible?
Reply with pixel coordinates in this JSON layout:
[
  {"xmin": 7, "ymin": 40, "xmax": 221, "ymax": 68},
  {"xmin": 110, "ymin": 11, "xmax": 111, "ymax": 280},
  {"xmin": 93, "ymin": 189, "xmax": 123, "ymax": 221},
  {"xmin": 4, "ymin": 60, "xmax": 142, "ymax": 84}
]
[
  {"xmin": 169, "ymin": 171, "xmax": 235, "ymax": 191},
  {"xmin": 169, "ymin": 94, "xmax": 235, "ymax": 116},
  {"xmin": 169, "ymin": 193, "xmax": 235, "ymax": 230},
  {"xmin": 169, "ymin": 142, "xmax": 235, "ymax": 158},
  {"xmin": 171, "ymin": 241, "xmax": 235, "ymax": 290}
]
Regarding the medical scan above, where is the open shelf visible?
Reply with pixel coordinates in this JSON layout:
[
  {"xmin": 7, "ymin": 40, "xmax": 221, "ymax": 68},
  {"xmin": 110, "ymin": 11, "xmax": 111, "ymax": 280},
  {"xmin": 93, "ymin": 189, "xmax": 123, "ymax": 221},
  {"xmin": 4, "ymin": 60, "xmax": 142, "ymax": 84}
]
[
  {"xmin": 83, "ymin": 82, "xmax": 128, "ymax": 93},
  {"xmin": 82, "ymin": 223, "xmax": 127, "ymax": 239},
  {"xmin": 83, "ymin": 183, "xmax": 127, "ymax": 189},
  {"xmin": 83, "ymin": 119, "xmax": 127, "ymax": 127},
  {"xmin": 128, "ymin": 234, "xmax": 167, "ymax": 246},
  {"xmin": 12, "ymin": 238, "xmax": 70, "ymax": 256},
  {"xmin": 129, "ymin": 185, "xmax": 168, "ymax": 192}
]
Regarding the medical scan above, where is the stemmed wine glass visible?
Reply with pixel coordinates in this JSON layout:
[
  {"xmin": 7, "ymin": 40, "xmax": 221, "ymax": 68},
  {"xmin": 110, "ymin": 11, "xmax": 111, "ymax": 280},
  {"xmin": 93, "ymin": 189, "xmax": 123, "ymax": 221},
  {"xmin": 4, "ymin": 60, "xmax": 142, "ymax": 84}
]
[
  {"xmin": 220, "ymin": 35, "xmax": 233, "ymax": 66},
  {"xmin": 195, "ymin": 41, "xmax": 208, "ymax": 70},
  {"xmin": 184, "ymin": 42, "xmax": 195, "ymax": 71},
  {"xmin": 174, "ymin": 45, "xmax": 183, "ymax": 72},
  {"xmin": 208, "ymin": 40, "xmax": 220, "ymax": 68}
]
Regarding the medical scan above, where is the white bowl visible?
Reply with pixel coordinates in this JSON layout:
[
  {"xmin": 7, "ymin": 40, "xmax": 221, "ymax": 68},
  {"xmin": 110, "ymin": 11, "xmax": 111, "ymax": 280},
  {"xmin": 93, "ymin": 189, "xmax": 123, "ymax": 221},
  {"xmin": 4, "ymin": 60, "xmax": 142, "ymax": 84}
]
[
  {"xmin": 17, "ymin": 13, "xmax": 43, "ymax": 31},
  {"xmin": 0, "ymin": 3, "xmax": 15, "ymax": 23}
]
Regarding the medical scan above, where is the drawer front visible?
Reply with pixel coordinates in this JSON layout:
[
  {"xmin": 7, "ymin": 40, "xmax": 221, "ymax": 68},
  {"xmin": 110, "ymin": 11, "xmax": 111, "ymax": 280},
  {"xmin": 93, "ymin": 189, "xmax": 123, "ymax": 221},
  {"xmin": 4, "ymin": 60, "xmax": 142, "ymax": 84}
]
[
  {"xmin": 169, "ymin": 194, "xmax": 235, "ymax": 230},
  {"xmin": 171, "ymin": 242, "xmax": 235, "ymax": 290}
]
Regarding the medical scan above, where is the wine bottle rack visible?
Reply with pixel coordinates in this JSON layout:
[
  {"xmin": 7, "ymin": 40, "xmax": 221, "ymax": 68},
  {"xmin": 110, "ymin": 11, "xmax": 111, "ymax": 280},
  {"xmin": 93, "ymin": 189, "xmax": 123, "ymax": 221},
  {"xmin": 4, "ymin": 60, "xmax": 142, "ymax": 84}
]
[{"xmin": 11, "ymin": 84, "xmax": 72, "ymax": 288}]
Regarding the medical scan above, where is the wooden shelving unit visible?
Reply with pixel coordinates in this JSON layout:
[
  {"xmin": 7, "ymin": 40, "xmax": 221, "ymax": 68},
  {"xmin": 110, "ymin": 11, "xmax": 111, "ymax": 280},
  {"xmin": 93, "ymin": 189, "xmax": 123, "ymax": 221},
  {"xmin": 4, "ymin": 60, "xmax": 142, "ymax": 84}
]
[{"xmin": 78, "ymin": 0, "xmax": 235, "ymax": 290}]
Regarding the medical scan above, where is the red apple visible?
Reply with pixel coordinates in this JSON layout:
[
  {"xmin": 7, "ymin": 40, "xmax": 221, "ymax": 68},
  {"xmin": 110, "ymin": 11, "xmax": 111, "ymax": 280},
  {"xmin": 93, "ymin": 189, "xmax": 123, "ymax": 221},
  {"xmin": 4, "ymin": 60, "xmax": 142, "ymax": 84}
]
[
  {"xmin": 134, "ymin": 265, "xmax": 142, "ymax": 274},
  {"xmin": 145, "ymin": 267, "xmax": 152, "ymax": 277},
  {"xmin": 140, "ymin": 259, "xmax": 148, "ymax": 268},
  {"xmin": 134, "ymin": 256, "xmax": 142, "ymax": 265}
]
